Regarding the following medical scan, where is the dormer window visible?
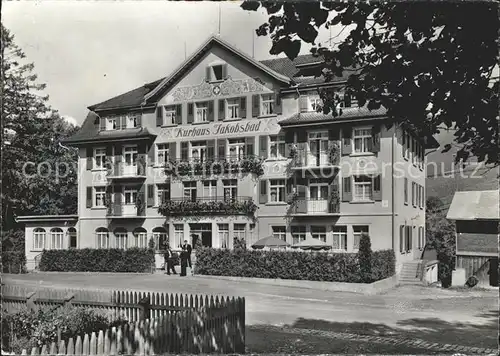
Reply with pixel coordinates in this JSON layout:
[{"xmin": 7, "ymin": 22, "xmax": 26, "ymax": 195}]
[
  {"xmin": 127, "ymin": 116, "xmax": 137, "ymax": 129},
  {"xmin": 107, "ymin": 117, "xmax": 117, "ymax": 130},
  {"xmin": 206, "ymin": 63, "xmax": 227, "ymax": 82}
]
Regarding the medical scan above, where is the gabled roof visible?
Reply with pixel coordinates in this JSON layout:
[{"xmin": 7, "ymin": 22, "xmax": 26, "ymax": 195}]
[
  {"xmin": 142, "ymin": 35, "xmax": 292, "ymax": 105},
  {"xmin": 447, "ymin": 190, "xmax": 500, "ymax": 221}
]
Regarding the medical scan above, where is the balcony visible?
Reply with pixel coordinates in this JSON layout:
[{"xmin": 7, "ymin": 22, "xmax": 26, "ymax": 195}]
[
  {"xmin": 288, "ymin": 197, "xmax": 340, "ymax": 216},
  {"xmin": 290, "ymin": 145, "xmax": 340, "ymax": 170},
  {"xmin": 158, "ymin": 196, "xmax": 258, "ymax": 218},
  {"xmin": 164, "ymin": 156, "xmax": 264, "ymax": 178},
  {"xmin": 106, "ymin": 202, "xmax": 146, "ymax": 218},
  {"xmin": 107, "ymin": 161, "xmax": 147, "ymax": 180}
]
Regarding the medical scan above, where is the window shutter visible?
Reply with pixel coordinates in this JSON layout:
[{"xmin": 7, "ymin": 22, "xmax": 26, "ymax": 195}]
[
  {"xmin": 328, "ymin": 129, "xmax": 339, "ymax": 141},
  {"xmin": 404, "ymin": 177, "xmax": 408, "ymax": 204},
  {"xmin": 120, "ymin": 116, "xmax": 127, "ymax": 130},
  {"xmin": 99, "ymin": 116, "xmax": 106, "ymax": 131},
  {"xmin": 252, "ymin": 94, "xmax": 260, "ymax": 117},
  {"xmin": 222, "ymin": 64, "xmax": 228, "ymax": 79},
  {"xmin": 297, "ymin": 130, "xmax": 307, "ymax": 143},
  {"xmin": 205, "ymin": 66, "xmax": 211, "ymax": 82},
  {"xmin": 245, "ymin": 137, "xmax": 255, "ymax": 158},
  {"xmin": 136, "ymin": 114, "xmax": 142, "ymax": 127},
  {"xmin": 219, "ymin": 99, "xmax": 225, "ymax": 121},
  {"xmin": 115, "ymin": 145, "xmax": 122, "ymax": 164},
  {"xmin": 259, "ymin": 179, "xmax": 267, "ymax": 204},
  {"xmin": 286, "ymin": 178, "xmax": 293, "ymax": 196},
  {"xmin": 176, "ymin": 105, "xmax": 183, "ymax": 125},
  {"xmin": 181, "ymin": 142, "xmax": 189, "ymax": 161},
  {"xmin": 207, "ymin": 140, "xmax": 215, "ymax": 160},
  {"xmin": 147, "ymin": 184, "xmax": 154, "ymax": 207},
  {"xmin": 208, "ymin": 101, "xmax": 214, "ymax": 122},
  {"xmin": 342, "ymin": 126, "xmax": 352, "ymax": 156},
  {"xmin": 240, "ymin": 97, "xmax": 247, "ymax": 118},
  {"xmin": 342, "ymin": 176, "xmax": 352, "ymax": 202},
  {"xmin": 169, "ymin": 142, "xmax": 177, "ymax": 161},
  {"xmin": 274, "ymin": 93, "xmax": 282, "ymax": 115},
  {"xmin": 402, "ymin": 130, "xmax": 406, "ymax": 158},
  {"xmin": 187, "ymin": 103, "xmax": 194, "ymax": 124},
  {"xmin": 217, "ymin": 139, "xmax": 226, "ymax": 160},
  {"xmin": 412, "ymin": 182, "xmax": 416, "ymax": 207},
  {"xmin": 148, "ymin": 143, "xmax": 155, "ymax": 167},
  {"xmin": 372, "ymin": 125, "xmax": 381, "ymax": 152},
  {"xmin": 86, "ymin": 147, "xmax": 93, "ymax": 170},
  {"xmin": 106, "ymin": 146, "xmax": 113, "ymax": 168},
  {"xmin": 156, "ymin": 107, "xmax": 163, "ymax": 127},
  {"xmin": 86, "ymin": 187, "xmax": 92, "ymax": 208},
  {"xmin": 259, "ymin": 136, "xmax": 268, "ymax": 158},
  {"xmin": 299, "ymin": 96, "xmax": 309, "ymax": 113},
  {"xmin": 399, "ymin": 225, "xmax": 405, "ymax": 253},
  {"xmin": 373, "ymin": 174, "xmax": 382, "ymax": 201},
  {"xmin": 421, "ymin": 186, "xmax": 425, "ymax": 208}
]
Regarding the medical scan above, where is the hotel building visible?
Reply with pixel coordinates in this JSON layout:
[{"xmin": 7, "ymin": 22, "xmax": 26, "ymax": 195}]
[{"xmin": 18, "ymin": 36, "xmax": 438, "ymax": 271}]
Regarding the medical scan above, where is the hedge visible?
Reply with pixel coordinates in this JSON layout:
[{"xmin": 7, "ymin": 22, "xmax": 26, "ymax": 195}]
[
  {"xmin": 194, "ymin": 248, "xmax": 395, "ymax": 283},
  {"xmin": 39, "ymin": 248, "xmax": 155, "ymax": 273}
]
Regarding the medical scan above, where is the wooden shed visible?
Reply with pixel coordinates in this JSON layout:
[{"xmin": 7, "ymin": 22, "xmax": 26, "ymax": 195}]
[{"xmin": 447, "ymin": 190, "xmax": 499, "ymax": 286}]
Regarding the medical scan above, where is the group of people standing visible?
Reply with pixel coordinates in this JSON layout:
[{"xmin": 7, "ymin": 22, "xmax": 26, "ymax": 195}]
[{"xmin": 163, "ymin": 240, "xmax": 192, "ymax": 277}]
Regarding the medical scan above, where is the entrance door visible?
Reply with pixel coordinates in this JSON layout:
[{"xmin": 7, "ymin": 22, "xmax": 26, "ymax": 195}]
[
  {"xmin": 489, "ymin": 258, "xmax": 499, "ymax": 287},
  {"xmin": 190, "ymin": 224, "xmax": 212, "ymax": 248}
]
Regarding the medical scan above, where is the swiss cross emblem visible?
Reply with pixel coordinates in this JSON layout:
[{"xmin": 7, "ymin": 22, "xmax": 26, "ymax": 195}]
[{"xmin": 212, "ymin": 85, "xmax": 221, "ymax": 96}]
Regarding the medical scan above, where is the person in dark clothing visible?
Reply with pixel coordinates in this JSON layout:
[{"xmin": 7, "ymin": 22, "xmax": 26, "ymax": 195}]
[
  {"xmin": 163, "ymin": 246, "xmax": 177, "ymax": 275},
  {"xmin": 182, "ymin": 239, "xmax": 193, "ymax": 268},
  {"xmin": 179, "ymin": 249, "xmax": 187, "ymax": 277}
]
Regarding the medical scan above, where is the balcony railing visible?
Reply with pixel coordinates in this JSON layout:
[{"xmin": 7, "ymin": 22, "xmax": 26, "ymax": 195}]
[
  {"xmin": 288, "ymin": 197, "xmax": 340, "ymax": 216},
  {"xmin": 158, "ymin": 196, "xmax": 258, "ymax": 218},
  {"xmin": 165, "ymin": 155, "xmax": 264, "ymax": 177},
  {"xmin": 290, "ymin": 146, "xmax": 340, "ymax": 169},
  {"xmin": 107, "ymin": 161, "xmax": 146, "ymax": 179},
  {"xmin": 106, "ymin": 201, "xmax": 146, "ymax": 218}
]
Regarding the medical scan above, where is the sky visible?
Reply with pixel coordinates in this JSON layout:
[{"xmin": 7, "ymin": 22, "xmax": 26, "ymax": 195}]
[
  {"xmin": 3, "ymin": 1, "xmax": 341, "ymax": 126},
  {"xmin": 3, "ymin": 1, "xmax": 470, "ymax": 172}
]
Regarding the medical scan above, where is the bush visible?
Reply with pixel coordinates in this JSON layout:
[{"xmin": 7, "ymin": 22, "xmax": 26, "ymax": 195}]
[
  {"xmin": 1, "ymin": 251, "xmax": 26, "ymax": 274},
  {"xmin": 194, "ymin": 248, "xmax": 395, "ymax": 283},
  {"xmin": 466, "ymin": 275, "xmax": 479, "ymax": 288},
  {"xmin": 233, "ymin": 237, "xmax": 247, "ymax": 251},
  {"xmin": 358, "ymin": 233, "xmax": 373, "ymax": 283},
  {"xmin": 3, "ymin": 307, "xmax": 127, "ymax": 354},
  {"xmin": 39, "ymin": 248, "xmax": 155, "ymax": 272}
]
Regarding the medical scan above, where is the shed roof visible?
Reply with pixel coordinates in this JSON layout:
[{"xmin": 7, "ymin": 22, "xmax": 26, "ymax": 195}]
[{"xmin": 446, "ymin": 190, "xmax": 500, "ymax": 221}]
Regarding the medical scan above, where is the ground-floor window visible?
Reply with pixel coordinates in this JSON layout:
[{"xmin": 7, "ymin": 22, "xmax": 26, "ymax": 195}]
[
  {"xmin": 68, "ymin": 228, "xmax": 77, "ymax": 249},
  {"xmin": 51, "ymin": 228, "xmax": 64, "ymax": 249},
  {"xmin": 332, "ymin": 226, "xmax": 347, "ymax": 251},
  {"xmin": 153, "ymin": 227, "xmax": 168, "ymax": 250},
  {"xmin": 133, "ymin": 228, "xmax": 148, "ymax": 248},
  {"xmin": 96, "ymin": 228, "xmax": 109, "ymax": 249},
  {"xmin": 33, "ymin": 228, "xmax": 46, "ymax": 250},
  {"xmin": 353, "ymin": 225, "xmax": 369, "ymax": 250},
  {"xmin": 218, "ymin": 224, "xmax": 229, "ymax": 248},
  {"xmin": 405, "ymin": 226, "xmax": 412, "ymax": 253},
  {"xmin": 418, "ymin": 226, "xmax": 425, "ymax": 249},
  {"xmin": 272, "ymin": 226, "xmax": 286, "ymax": 241},
  {"xmin": 174, "ymin": 224, "xmax": 184, "ymax": 248},
  {"xmin": 291, "ymin": 226, "xmax": 306, "ymax": 245},
  {"xmin": 114, "ymin": 228, "xmax": 128, "ymax": 249},
  {"xmin": 311, "ymin": 226, "xmax": 327, "ymax": 243},
  {"xmin": 234, "ymin": 224, "xmax": 246, "ymax": 241}
]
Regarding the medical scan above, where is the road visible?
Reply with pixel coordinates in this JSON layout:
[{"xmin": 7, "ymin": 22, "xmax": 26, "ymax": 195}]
[{"xmin": 3, "ymin": 273, "xmax": 498, "ymax": 349}]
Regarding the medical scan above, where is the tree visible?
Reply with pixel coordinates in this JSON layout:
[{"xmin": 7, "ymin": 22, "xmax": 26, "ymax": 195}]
[
  {"xmin": 1, "ymin": 24, "xmax": 78, "ymax": 232},
  {"xmin": 242, "ymin": 2, "xmax": 499, "ymax": 165},
  {"xmin": 426, "ymin": 196, "xmax": 444, "ymax": 214},
  {"xmin": 358, "ymin": 233, "xmax": 372, "ymax": 283},
  {"xmin": 425, "ymin": 197, "xmax": 456, "ymax": 287}
]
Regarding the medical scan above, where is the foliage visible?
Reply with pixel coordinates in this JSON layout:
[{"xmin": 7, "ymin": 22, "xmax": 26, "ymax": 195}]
[
  {"xmin": 233, "ymin": 237, "xmax": 247, "ymax": 251},
  {"xmin": 329, "ymin": 188, "xmax": 340, "ymax": 213},
  {"xmin": 2, "ymin": 24, "xmax": 78, "ymax": 232},
  {"xmin": 39, "ymin": 248, "xmax": 155, "ymax": 272},
  {"xmin": 3, "ymin": 307, "xmax": 127, "ymax": 354},
  {"xmin": 327, "ymin": 142, "xmax": 340, "ymax": 165},
  {"xmin": 358, "ymin": 233, "xmax": 373, "ymax": 283},
  {"xmin": 465, "ymin": 275, "xmax": 479, "ymax": 288},
  {"xmin": 426, "ymin": 196, "xmax": 444, "ymax": 214},
  {"xmin": 148, "ymin": 237, "xmax": 156, "ymax": 250},
  {"xmin": 1, "ymin": 250, "xmax": 26, "ymax": 274},
  {"xmin": 165, "ymin": 157, "xmax": 264, "ymax": 178},
  {"xmin": 426, "ymin": 197, "xmax": 456, "ymax": 287},
  {"xmin": 242, "ymin": 2, "xmax": 499, "ymax": 166},
  {"xmin": 159, "ymin": 199, "xmax": 258, "ymax": 218},
  {"xmin": 194, "ymin": 248, "xmax": 395, "ymax": 283}
]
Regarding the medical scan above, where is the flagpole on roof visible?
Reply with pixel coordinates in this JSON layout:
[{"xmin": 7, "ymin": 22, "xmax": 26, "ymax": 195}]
[
  {"xmin": 218, "ymin": 3, "xmax": 221, "ymax": 35},
  {"xmin": 252, "ymin": 30, "xmax": 255, "ymax": 58}
]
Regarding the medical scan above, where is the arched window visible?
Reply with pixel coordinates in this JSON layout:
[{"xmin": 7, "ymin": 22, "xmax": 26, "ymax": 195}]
[
  {"xmin": 67, "ymin": 227, "xmax": 77, "ymax": 249},
  {"xmin": 114, "ymin": 228, "xmax": 128, "ymax": 249},
  {"xmin": 51, "ymin": 228, "xmax": 64, "ymax": 250},
  {"xmin": 96, "ymin": 227, "xmax": 109, "ymax": 249},
  {"xmin": 33, "ymin": 228, "xmax": 46, "ymax": 250},
  {"xmin": 133, "ymin": 227, "xmax": 148, "ymax": 248},
  {"xmin": 153, "ymin": 227, "xmax": 168, "ymax": 251}
]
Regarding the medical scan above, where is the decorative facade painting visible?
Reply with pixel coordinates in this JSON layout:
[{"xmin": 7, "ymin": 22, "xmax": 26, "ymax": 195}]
[{"xmin": 171, "ymin": 77, "xmax": 266, "ymax": 102}]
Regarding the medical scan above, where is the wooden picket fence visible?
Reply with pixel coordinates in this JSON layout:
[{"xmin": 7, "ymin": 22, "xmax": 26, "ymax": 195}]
[{"xmin": 2, "ymin": 284, "xmax": 245, "ymax": 354}]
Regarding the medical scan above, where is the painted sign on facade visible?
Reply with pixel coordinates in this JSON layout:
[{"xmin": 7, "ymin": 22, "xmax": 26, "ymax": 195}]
[
  {"xmin": 171, "ymin": 77, "xmax": 266, "ymax": 102},
  {"xmin": 160, "ymin": 117, "xmax": 280, "ymax": 140}
]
